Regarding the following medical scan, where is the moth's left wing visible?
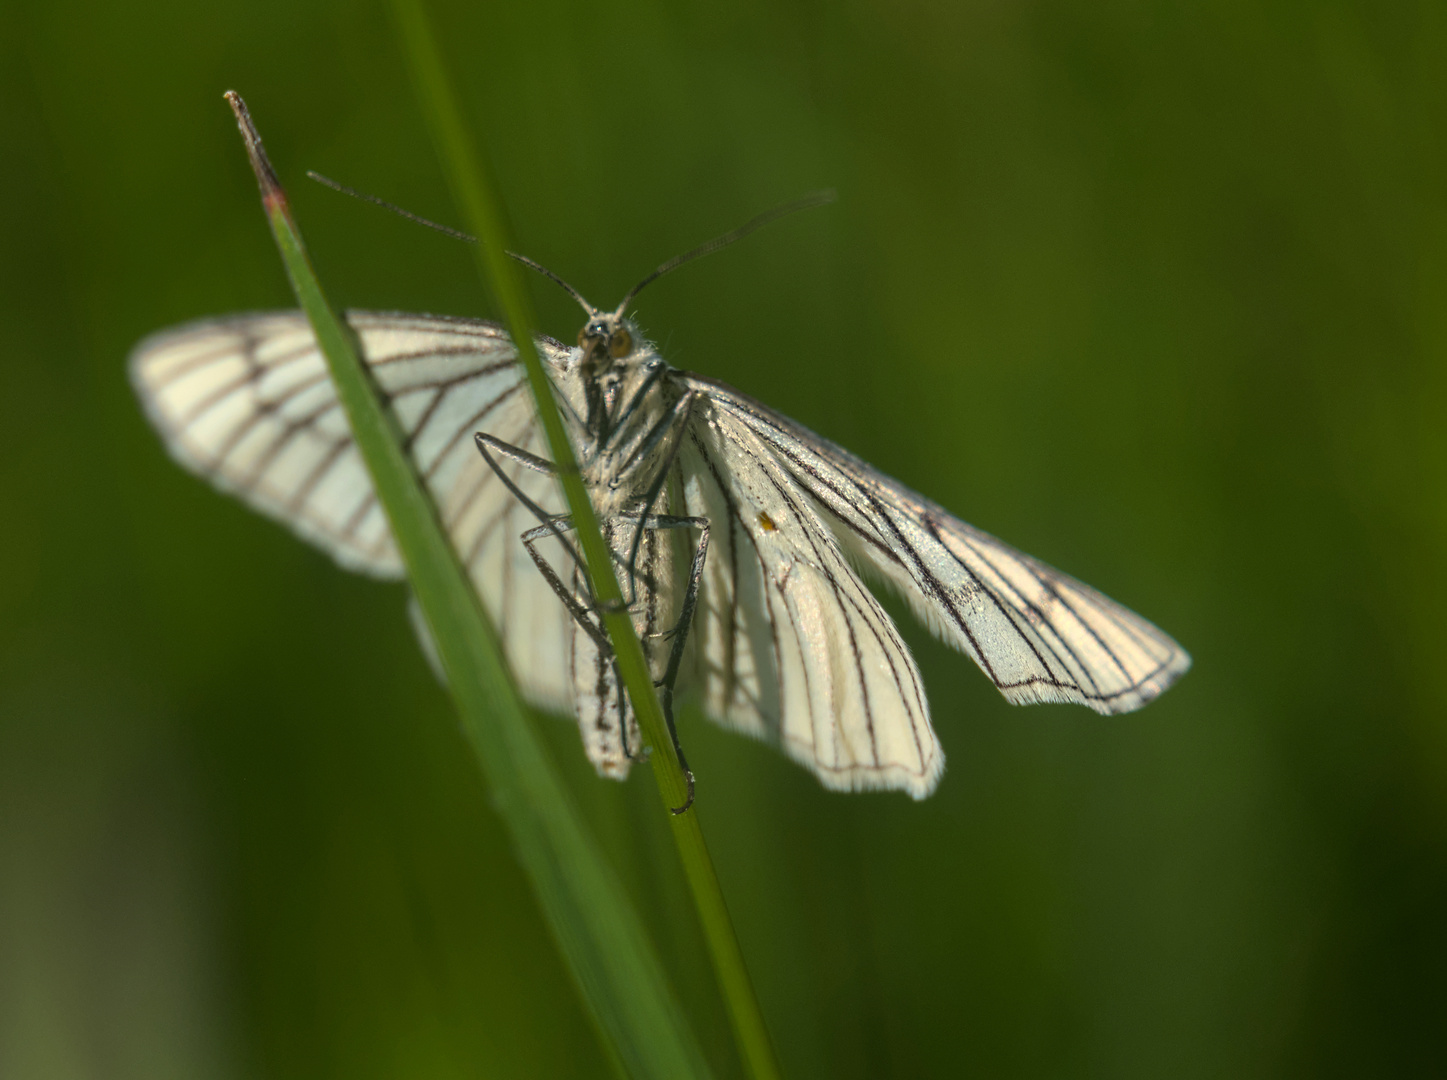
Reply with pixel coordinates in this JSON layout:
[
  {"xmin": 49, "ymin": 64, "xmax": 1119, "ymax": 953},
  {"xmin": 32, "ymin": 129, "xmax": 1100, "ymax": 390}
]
[
  {"xmin": 130, "ymin": 310, "xmax": 575, "ymax": 713},
  {"xmin": 687, "ymin": 375, "xmax": 1191, "ymax": 715}
]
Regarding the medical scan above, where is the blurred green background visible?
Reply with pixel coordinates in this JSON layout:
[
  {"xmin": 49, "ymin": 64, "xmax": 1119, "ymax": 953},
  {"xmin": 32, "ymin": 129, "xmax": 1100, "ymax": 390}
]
[{"xmin": 3, "ymin": 0, "xmax": 1445, "ymax": 1076}]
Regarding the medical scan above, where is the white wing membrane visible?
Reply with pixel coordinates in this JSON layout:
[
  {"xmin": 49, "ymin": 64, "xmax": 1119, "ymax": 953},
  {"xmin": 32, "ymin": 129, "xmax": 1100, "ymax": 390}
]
[
  {"xmin": 132, "ymin": 307, "xmax": 1188, "ymax": 800},
  {"xmin": 686, "ymin": 375, "xmax": 1191, "ymax": 719},
  {"xmin": 130, "ymin": 311, "xmax": 575, "ymax": 712},
  {"xmin": 678, "ymin": 399, "xmax": 944, "ymax": 797}
]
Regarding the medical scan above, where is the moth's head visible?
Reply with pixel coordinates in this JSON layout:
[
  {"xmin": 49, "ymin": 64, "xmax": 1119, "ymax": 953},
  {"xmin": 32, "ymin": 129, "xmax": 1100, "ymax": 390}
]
[{"xmin": 577, "ymin": 311, "xmax": 638, "ymax": 372}]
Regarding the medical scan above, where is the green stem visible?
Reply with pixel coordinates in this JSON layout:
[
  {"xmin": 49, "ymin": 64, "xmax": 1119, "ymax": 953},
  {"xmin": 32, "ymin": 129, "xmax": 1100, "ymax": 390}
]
[
  {"xmin": 388, "ymin": 7, "xmax": 785, "ymax": 1079},
  {"xmin": 223, "ymin": 90, "xmax": 711, "ymax": 1080}
]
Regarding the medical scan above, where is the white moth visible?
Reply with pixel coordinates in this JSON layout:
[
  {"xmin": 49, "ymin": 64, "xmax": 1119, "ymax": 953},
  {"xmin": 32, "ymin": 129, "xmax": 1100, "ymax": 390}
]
[{"xmin": 130, "ymin": 246, "xmax": 1189, "ymax": 800}]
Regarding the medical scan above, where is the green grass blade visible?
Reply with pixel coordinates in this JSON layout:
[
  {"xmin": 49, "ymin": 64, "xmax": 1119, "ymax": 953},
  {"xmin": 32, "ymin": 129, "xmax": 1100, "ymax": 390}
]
[
  {"xmin": 221, "ymin": 91, "xmax": 712, "ymax": 1080},
  {"xmin": 386, "ymin": 9, "xmax": 785, "ymax": 1080}
]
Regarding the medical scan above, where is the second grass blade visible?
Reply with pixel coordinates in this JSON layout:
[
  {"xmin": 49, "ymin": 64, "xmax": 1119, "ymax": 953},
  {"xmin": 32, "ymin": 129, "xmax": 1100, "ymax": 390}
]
[{"xmin": 386, "ymin": 6, "xmax": 786, "ymax": 1079}]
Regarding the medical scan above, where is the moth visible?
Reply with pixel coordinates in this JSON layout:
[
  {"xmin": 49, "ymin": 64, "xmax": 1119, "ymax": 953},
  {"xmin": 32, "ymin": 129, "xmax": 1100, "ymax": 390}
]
[{"xmin": 130, "ymin": 211, "xmax": 1190, "ymax": 802}]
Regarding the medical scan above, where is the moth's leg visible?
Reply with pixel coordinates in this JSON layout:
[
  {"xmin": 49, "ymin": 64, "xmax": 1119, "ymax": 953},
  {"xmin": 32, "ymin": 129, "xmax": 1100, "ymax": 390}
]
[
  {"xmin": 519, "ymin": 518, "xmax": 647, "ymax": 765},
  {"xmin": 489, "ymin": 435, "xmax": 644, "ymax": 766},
  {"xmin": 618, "ymin": 392, "xmax": 697, "ymax": 606},
  {"xmin": 475, "ymin": 431, "xmax": 558, "ymax": 477},
  {"xmin": 519, "ymin": 518, "xmax": 609, "ymax": 652},
  {"xmin": 653, "ymin": 514, "xmax": 710, "ymax": 690},
  {"xmin": 614, "ymin": 384, "xmax": 690, "ymax": 473},
  {"xmin": 611, "ymin": 659, "xmax": 646, "ymax": 763},
  {"xmin": 614, "ymin": 512, "xmax": 710, "ymax": 814},
  {"xmin": 607, "ymin": 363, "xmax": 667, "ymax": 438},
  {"xmin": 475, "ymin": 432, "xmax": 593, "ymax": 604}
]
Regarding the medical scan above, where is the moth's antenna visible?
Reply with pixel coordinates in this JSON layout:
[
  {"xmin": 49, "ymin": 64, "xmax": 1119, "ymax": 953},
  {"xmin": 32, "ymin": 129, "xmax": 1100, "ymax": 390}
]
[
  {"xmin": 506, "ymin": 252, "xmax": 596, "ymax": 316},
  {"xmin": 614, "ymin": 189, "xmax": 837, "ymax": 315},
  {"xmin": 308, "ymin": 171, "xmax": 596, "ymax": 316},
  {"xmin": 307, "ymin": 171, "xmax": 478, "ymax": 244}
]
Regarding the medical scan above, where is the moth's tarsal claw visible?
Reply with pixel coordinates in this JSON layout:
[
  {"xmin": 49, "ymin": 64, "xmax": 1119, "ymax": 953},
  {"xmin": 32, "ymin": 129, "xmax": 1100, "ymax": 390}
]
[{"xmin": 669, "ymin": 770, "xmax": 696, "ymax": 816}]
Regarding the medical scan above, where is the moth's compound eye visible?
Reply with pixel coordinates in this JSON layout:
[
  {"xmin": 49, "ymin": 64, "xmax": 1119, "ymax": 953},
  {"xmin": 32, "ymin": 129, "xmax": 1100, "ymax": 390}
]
[{"xmin": 608, "ymin": 328, "xmax": 633, "ymax": 358}]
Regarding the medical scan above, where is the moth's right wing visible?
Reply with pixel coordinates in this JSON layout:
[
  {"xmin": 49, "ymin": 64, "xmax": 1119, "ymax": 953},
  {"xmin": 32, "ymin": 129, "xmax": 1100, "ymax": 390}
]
[
  {"xmin": 676, "ymin": 395, "xmax": 944, "ymax": 798},
  {"xmin": 690, "ymin": 375, "xmax": 1190, "ymax": 716},
  {"xmin": 129, "ymin": 309, "xmax": 574, "ymax": 712}
]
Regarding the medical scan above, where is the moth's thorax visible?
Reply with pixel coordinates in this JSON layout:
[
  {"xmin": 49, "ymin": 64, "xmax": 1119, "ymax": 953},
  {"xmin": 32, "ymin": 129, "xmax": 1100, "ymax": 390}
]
[{"xmin": 553, "ymin": 320, "xmax": 683, "ymax": 515}]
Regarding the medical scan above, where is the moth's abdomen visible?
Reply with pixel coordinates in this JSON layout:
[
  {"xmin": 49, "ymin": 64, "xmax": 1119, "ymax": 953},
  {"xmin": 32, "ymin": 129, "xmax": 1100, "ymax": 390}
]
[{"xmin": 567, "ymin": 513, "xmax": 682, "ymax": 779}]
